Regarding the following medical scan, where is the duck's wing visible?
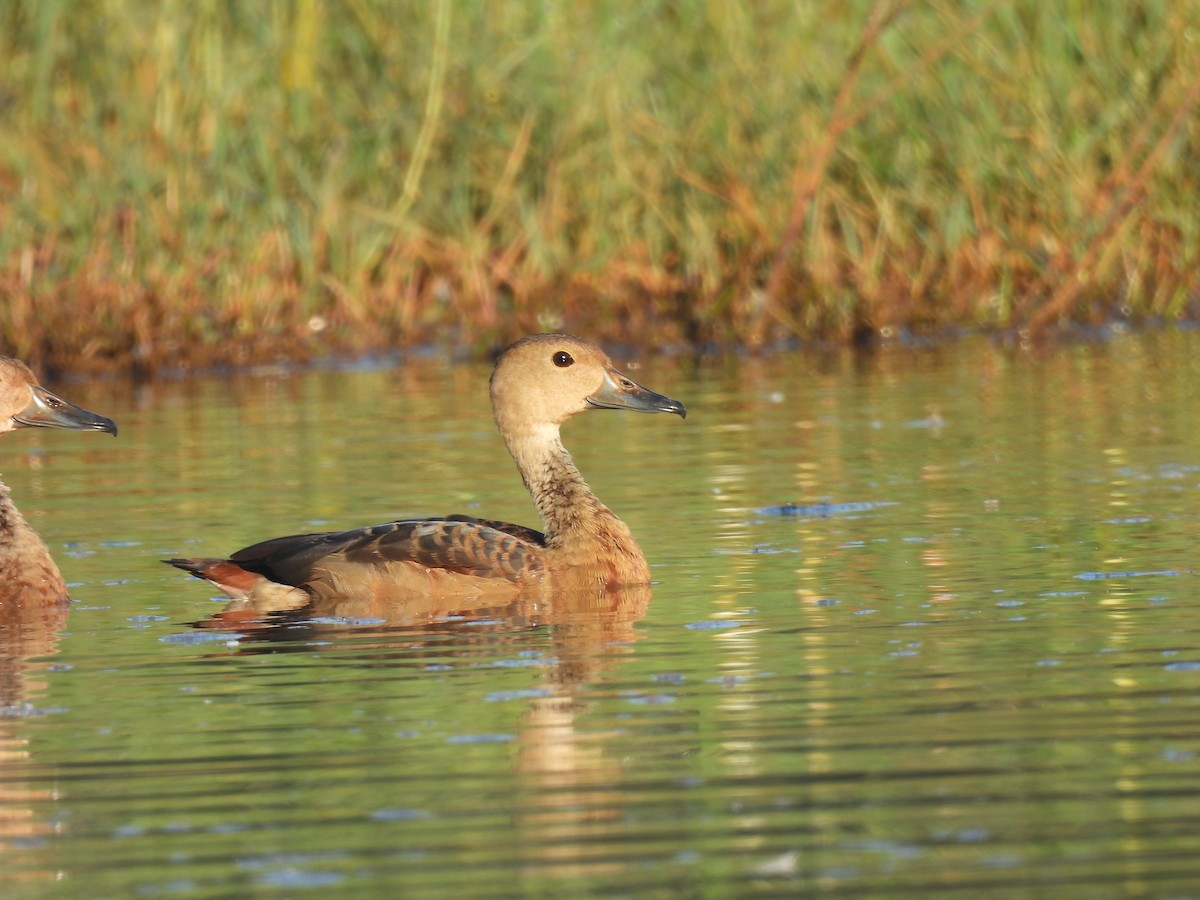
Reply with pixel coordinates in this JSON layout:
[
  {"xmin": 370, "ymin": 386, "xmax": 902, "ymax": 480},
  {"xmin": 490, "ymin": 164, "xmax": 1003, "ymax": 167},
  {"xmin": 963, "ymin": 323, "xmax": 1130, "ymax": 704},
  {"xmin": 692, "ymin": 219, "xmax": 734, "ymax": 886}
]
[
  {"xmin": 227, "ymin": 516, "xmax": 548, "ymax": 586},
  {"xmin": 444, "ymin": 514, "xmax": 546, "ymax": 546}
]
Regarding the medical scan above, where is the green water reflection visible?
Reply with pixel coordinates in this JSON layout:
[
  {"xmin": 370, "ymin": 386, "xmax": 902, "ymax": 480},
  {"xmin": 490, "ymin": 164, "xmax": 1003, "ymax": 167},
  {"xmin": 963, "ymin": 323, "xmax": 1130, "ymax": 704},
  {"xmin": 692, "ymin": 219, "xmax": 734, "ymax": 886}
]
[{"xmin": 1, "ymin": 333, "xmax": 1200, "ymax": 895}]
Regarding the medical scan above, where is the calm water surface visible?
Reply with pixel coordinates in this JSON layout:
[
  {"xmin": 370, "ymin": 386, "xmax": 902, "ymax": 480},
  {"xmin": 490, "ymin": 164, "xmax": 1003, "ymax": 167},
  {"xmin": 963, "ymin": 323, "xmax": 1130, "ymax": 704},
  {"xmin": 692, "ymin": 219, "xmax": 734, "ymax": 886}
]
[{"xmin": 3, "ymin": 332, "xmax": 1200, "ymax": 896}]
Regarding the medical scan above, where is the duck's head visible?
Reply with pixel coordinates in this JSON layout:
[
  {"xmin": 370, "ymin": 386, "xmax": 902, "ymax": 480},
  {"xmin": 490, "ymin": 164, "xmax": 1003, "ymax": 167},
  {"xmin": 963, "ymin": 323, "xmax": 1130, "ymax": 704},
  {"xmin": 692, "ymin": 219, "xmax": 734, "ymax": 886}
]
[
  {"xmin": 490, "ymin": 334, "xmax": 686, "ymax": 432},
  {"xmin": 0, "ymin": 357, "xmax": 118, "ymax": 437}
]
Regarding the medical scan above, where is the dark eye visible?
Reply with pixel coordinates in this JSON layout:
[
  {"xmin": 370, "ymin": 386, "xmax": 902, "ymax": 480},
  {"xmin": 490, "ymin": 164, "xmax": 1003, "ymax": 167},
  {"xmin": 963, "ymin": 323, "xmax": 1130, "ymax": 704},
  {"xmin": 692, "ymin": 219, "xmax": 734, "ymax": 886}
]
[{"xmin": 553, "ymin": 351, "xmax": 574, "ymax": 368}]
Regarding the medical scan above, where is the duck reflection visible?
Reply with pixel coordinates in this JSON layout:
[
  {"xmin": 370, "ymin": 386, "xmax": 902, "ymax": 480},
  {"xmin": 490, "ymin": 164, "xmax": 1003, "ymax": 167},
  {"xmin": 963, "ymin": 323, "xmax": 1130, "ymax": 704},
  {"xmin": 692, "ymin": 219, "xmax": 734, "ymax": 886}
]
[
  {"xmin": 510, "ymin": 585, "xmax": 651, "ymax": 878},
  {"xmin": 190, "ymin": 580, "xmax": 651, "ymax": 879},
  {"xmin": 0, "ymin": 598, "xmax": 64, "ymax": 882},
  {"xmin": 190, "ymin": 577, "xmax": 650, "ymax": 659}
]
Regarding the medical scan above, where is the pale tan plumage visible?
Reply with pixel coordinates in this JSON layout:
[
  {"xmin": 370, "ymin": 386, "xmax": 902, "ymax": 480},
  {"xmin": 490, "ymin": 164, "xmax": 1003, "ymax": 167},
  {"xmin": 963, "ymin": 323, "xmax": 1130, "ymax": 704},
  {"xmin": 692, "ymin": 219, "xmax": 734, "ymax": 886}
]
[
  {"xmin": 168, "ymin": 334, "xmax": 686, "ymax": 606},
  {"xmin": 0, "ymin": 357, "xmax": 117, "ymax": 607}
]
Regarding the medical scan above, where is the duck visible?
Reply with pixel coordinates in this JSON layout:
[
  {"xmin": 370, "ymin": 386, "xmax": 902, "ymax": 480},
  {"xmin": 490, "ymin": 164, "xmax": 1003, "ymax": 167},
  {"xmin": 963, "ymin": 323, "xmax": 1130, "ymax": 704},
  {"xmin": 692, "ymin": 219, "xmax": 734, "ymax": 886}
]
[
  {"xmin": 167, "ymin": 334, "xmax": 686, "ymax": 605},
  {"xmin": 0, "ymin": 357, "xmax": 118, "ymax": 605}
]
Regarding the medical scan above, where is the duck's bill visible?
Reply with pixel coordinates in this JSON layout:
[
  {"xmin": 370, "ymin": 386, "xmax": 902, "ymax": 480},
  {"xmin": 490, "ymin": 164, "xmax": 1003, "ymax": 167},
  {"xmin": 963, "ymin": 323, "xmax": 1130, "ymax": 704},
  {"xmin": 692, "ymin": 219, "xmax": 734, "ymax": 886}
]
[
  {"xmin": 587, "ymin": 368, "xmax": 687, "ymax": 419},
  {"xmin": 14, "ymin": 386, "xmax": 119, "ymax": 436}
]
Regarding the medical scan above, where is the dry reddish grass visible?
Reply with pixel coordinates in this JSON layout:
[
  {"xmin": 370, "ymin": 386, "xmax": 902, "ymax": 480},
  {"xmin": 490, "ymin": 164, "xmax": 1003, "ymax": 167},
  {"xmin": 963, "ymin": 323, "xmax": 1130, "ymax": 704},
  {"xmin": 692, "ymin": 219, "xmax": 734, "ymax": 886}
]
[{"xmin": 3, "ymin": 2, "xmax": 1198, "ymax": 374}]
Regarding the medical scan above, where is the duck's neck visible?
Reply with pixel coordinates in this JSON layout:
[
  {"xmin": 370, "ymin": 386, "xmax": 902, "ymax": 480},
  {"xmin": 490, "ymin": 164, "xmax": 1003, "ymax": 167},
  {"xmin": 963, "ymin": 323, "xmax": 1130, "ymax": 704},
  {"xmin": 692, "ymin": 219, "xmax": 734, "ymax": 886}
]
[
  {"xmin": 0, "ymin": 480, "xmax": 68, "ymax": 603},
  {"xmin": 506, "ymin": 425, "xmax": 607, "ymax": 541},
  {"xmin": 504, "ymin": 425, "xmax": 648, "ymax": 577}
]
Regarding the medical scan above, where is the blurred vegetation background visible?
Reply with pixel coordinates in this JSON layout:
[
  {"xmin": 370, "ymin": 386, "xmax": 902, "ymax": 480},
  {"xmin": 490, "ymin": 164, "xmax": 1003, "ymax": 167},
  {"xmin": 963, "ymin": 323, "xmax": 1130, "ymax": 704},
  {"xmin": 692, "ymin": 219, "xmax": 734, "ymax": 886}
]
[{"xmin": 1, "ymin": 0, "xmax": 1198, "ymax": 373}]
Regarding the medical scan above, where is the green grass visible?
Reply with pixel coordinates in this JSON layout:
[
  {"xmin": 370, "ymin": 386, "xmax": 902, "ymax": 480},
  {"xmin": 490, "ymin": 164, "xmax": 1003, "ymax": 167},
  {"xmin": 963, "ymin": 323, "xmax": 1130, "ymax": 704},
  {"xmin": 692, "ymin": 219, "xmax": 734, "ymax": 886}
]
[{"xmin": 1, "ymin": 0, "xmax": 1198, "ymax": 372}]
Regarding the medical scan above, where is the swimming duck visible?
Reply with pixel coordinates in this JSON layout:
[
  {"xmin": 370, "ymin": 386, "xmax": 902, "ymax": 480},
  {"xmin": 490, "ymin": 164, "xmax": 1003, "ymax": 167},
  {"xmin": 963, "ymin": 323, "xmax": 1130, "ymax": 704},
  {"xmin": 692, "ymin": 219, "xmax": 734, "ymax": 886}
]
[
  {"xmin": 0, "ymin": 357, "xmax": 118, "ymax": 604},
  {"xmin": 168, "ymin": 334, "xmax": 686, "ymax": 604}
]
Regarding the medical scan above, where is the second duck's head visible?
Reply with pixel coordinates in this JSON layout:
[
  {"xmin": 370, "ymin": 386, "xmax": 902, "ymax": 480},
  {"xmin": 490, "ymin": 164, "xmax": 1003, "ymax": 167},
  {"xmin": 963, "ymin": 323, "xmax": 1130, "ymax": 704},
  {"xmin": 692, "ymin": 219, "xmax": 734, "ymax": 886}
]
[{"xmin": 0, "ymin": 358, "xmax": 118, "ymax": 438}]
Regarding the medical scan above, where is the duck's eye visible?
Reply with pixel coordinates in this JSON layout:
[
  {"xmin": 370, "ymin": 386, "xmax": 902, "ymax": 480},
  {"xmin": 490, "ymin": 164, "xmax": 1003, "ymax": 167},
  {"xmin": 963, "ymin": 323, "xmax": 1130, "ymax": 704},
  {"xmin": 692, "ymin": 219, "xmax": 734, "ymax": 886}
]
[{"xmin": 553, "ymin": 351, "xmax": 574, "ymax": 368}]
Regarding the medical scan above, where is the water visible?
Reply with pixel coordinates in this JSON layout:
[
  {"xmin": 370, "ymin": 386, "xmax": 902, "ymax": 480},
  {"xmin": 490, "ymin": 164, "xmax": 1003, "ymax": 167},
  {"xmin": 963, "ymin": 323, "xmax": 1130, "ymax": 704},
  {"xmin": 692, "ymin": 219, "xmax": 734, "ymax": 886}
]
[{"xmin": 3, "ymin": 332, "xmax": 1200, "ymax": 896}]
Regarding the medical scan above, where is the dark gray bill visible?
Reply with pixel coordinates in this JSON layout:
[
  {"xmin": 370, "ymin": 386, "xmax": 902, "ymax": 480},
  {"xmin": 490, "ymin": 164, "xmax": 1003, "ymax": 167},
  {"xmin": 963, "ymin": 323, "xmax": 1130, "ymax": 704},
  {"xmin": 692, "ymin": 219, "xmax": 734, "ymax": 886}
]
[
  {"xmin": 586, "ymin": 367, "xmax": 687, "ymax": 419},
  {"xmin": 14, "ymin": 385, "xmax": 118, "ymax": 436}
]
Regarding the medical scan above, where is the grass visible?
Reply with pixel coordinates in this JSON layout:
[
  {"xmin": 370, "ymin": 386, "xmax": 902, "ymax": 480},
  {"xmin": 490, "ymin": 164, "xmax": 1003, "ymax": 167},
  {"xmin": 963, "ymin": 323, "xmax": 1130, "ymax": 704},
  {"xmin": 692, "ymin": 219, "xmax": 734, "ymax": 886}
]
[{"xmin": 1, "ymin": 0, "xmax": 1199, "ymax": 373}]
